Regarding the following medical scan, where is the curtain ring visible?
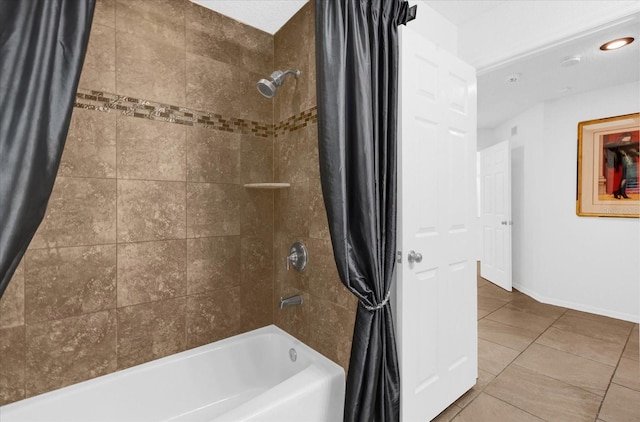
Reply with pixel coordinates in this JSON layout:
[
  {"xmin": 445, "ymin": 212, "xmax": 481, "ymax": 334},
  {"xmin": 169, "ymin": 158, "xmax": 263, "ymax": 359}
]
[{"xmin": 360, "ymin": 289, "xmax": 391, "ymax": 311}]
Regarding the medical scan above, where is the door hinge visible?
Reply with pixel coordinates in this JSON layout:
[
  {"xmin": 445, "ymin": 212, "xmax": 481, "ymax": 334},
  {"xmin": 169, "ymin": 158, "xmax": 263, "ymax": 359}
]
[{"xmin": 397, "ymin": 251, "xmax": 402, "ymax": 263}]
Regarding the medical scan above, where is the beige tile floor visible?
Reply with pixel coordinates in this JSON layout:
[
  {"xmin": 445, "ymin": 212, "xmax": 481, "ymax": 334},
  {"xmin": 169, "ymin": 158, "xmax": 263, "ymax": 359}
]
[{"xmin": 432, "ymin": 274, "xmax": 640, "ymax": 422}]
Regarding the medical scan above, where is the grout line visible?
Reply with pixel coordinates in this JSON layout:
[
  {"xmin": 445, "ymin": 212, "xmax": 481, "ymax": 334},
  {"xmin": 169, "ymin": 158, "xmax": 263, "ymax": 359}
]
[
  {"xmin": 55, "ymin": 174, "xmax": 118, "ymax": 181},
  {"xmin": 548, "ymin": 323, "xmax": 631, "ymax": 348},
  {"xmin": 271, "ymin": 138, "xmax": 276, "ymax": 327},
  {"xmin": 20, "ymin": 256, "xmax": 28, "ymax": 401},
  {"xmin": 469, "ymin": 292, "xmax": 571, "ymax": 420},
  {"xmin": 595, "ymin": 327, "xmax": 637, "ymax": 417},
  {"xmin": 25, "ymin": 236, "xmax": 240, "ymax": 252},
  {"xmin": 114, "ymin": 84, "xmax": 119, "ymax": 370},
  {"xmin": 184, "ymin": 119, "xmax": 189, "ymax": 350},
  {"xmin": 534, "ymin": 327, "xmax": 625, "ymax": 367},
  {"xmin": 486, "ymin": 393, "xmax": 549, "ymax": 422},
  {"xmin": 478, "ymin": 292, "xmax": 631, "ymax": 420},
  {"xmin": 482, "ymin": 303, "xmax": 564, "ymax": 333}
]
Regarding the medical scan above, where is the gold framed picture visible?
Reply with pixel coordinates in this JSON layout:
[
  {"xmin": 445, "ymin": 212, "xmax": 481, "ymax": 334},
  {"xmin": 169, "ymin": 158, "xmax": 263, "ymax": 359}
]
[{"xmin": 577, "ymin": 112, "xmax": 640, "ymax": 217}]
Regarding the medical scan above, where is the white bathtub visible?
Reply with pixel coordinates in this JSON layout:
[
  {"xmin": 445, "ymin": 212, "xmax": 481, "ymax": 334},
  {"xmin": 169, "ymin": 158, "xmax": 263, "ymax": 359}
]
[{"xmin": 0, "ymin": 325, "xmax": 345, "ymax": 422}]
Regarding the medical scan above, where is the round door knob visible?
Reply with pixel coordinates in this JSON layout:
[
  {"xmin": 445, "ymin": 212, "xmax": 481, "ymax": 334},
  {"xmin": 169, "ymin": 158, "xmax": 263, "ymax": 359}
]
[{"xmin": 408, "ymin": 250, "xmax": 423, "ymax": 264}]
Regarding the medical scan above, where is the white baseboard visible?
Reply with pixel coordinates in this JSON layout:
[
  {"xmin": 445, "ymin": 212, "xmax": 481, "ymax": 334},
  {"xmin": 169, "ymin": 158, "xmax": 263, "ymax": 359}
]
[{"xmin": 512, "ymin": 282, "xmax": 639, "ymax": 324}]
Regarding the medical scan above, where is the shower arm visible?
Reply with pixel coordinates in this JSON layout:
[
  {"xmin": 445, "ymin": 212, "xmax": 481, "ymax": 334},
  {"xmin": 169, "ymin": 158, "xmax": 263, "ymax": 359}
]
[
  {"xmin": 282, "ymin": 70, "xmax": 300, "ymax": 79},
  {"xmin": 273, "ymin": 69, "xmax": 301, "ymax": 86}
]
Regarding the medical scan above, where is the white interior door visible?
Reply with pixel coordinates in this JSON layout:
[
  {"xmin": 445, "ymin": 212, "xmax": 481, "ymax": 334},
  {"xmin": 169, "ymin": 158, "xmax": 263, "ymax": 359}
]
[
  {"xmin": 396, "ymin": 25, "xmax": 478, "ymax": 422},
  {"xmin": 479, "ymin": 141, "xmax": 512, "ymax": 291}
]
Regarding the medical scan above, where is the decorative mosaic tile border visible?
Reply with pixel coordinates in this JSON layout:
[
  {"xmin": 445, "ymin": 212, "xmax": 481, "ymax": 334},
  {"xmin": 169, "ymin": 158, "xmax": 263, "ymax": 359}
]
[
  {"xmin": 74, "ymin": 89, "xmax": 317, "ymax": 138},
  {"xmin": 274, "ymin": 107, "xmax": 318, "ymax": 138}
]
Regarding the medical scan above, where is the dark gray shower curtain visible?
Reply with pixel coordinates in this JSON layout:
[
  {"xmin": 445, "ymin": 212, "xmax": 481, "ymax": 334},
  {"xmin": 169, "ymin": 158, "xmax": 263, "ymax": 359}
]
[
  {"xmin": 0, "ymin": 0, "xmax": 95, "ymax": 298},
  {"xmin": 315, "ymin": 1, "xmax": 413, "ymax": 421}
]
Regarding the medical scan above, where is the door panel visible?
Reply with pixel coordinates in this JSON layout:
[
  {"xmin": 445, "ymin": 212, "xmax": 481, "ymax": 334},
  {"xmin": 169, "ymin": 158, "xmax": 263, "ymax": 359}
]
[
  {"xmin": 479, "ymin": 141, "xmax": 512, "ymax": 291},
  {"xmin": 396, "ymin": 25, "xmax": 478, "ymax": 422}
]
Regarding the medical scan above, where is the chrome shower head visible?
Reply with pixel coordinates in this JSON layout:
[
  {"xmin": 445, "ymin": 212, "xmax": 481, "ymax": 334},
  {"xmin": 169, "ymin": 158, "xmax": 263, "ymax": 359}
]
[
  {"xmin": 256, "ymin": 69, "xmax": 301, "ymax": 98},
  {"xmin": 257, "ymin": 78, "xmax": 277, "ymax": 98}
]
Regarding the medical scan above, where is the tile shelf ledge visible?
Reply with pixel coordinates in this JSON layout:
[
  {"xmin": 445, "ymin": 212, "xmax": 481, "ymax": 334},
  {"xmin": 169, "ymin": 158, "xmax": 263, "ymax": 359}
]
[{"xmin": 243, "ymin": 183, "xmax": 291, "ymax": 189}]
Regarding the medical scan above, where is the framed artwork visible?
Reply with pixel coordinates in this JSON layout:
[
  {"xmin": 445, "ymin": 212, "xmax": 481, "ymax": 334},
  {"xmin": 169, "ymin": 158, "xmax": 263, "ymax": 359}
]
[{"xmin": 577, "ymin": 113, "xmax": 640, "ymax": 217}]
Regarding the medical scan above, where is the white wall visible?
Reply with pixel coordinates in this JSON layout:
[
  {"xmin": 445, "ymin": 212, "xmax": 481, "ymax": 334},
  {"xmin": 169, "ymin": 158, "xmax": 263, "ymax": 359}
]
[
  {"xmin": 486, "ymin": 82, "xmax": 639, "ymax": 322},
  {"xmin": 410, "ymin": 1, "xmax": 457, "ymax": 56},
  {"xmin": 477, "ymin": 129, "xmax": 495, "ymax": 150},
  {"xmin": 538, "ymin": 81, "xmax": 639, "ymax": 321}
]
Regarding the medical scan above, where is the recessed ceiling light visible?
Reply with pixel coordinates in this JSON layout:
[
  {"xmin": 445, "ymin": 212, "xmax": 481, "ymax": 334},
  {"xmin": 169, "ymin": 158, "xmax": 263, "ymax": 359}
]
[{"xmin": 599, "ymin": 37, "xmax": 635, "ymax": 51}]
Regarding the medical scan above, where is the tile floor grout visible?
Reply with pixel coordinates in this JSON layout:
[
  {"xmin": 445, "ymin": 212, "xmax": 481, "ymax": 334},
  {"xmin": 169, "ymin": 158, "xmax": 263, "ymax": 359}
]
[
  {"xmin": 457, "ymin": 306, "xmax": 566, "ymax": 421},
  {"xmin": 595, "ymin": 327, "xmax": 638, "ymax": 419},
  {"xmin": 432, "ymin": 274, "xmax": 639, "ymax": 422},
  {"xmin": 481, "ymin": 390, "xmax": 545, "ymax": 421}
]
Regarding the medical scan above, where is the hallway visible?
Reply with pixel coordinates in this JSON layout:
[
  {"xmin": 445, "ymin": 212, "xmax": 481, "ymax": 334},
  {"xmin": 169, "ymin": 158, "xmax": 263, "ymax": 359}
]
[{"xmin": 433, "ymin": 273, "xmax": 640, "ymax": 421}]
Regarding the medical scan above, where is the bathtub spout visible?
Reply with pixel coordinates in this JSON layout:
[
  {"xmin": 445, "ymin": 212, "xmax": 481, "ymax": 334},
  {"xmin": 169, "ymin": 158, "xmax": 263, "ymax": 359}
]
[{"xmin": 280, "ymin": 294, "xmax": 303, "ymax": 309}]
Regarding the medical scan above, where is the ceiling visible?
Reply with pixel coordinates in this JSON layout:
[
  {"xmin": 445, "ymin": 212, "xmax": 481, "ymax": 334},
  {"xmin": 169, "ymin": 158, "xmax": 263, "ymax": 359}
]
[
  {"xmin": 475, "ymin": 14, "xmax": 640, "ymax": 129},
  {"xmin": 194, "ymin": 1, "xmax": 640, "ymax": 130},
  {"xmin": 190, "ymin": 0, "xmax": 307, "ymax": 34},
  {"xmin": 422, "ymin": 0, "xmax": 506, "ymax": 26}
]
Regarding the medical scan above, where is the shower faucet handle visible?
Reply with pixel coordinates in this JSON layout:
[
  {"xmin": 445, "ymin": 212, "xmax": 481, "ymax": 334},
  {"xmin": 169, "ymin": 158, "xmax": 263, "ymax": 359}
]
[
  {"xmin": 285, "ymin": 251, "xmax": 297, "ymax": 270},
  {"xmin": 285, "ymin": 242, "xmax": 308, "ymax": 272}
]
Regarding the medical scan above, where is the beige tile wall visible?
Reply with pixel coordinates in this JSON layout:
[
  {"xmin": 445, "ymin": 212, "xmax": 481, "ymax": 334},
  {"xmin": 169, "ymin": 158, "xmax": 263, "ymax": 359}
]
[
  {"xmin": 273, "ymin": 1, "xmax": 357, "ymax": 372},
  {"xmin": 0, "ymin": 0, "xmax": 274, "ymax": 405},
  {"xmin": 0, "ymin": 0, "xmax": 356, "ymax": 406}
]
